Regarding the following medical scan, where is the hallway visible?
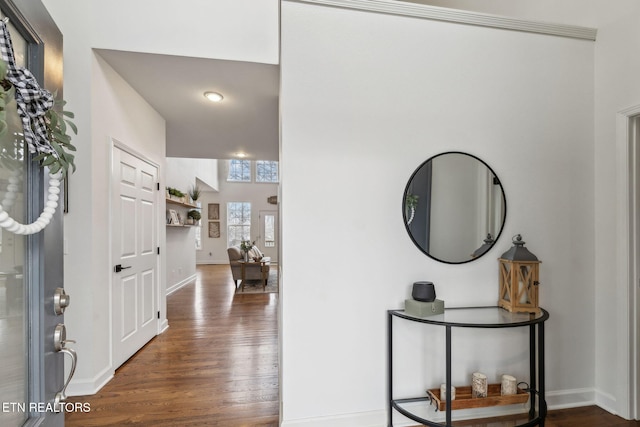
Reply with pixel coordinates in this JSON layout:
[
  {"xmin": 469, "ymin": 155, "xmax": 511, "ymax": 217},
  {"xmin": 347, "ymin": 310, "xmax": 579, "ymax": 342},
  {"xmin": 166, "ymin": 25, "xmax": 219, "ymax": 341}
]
[{"xmin": 66, "ymin": 265, "xmax": 279, "ymax": 426}]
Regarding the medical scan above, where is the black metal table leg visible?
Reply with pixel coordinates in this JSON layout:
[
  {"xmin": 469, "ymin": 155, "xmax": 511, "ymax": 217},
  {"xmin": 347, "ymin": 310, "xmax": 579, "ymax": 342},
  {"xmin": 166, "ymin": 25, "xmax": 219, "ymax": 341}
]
[
  {"xmin": 539, "ymin": 321, "xmax": 546, "ymax": 426},
  {"xmin": 529, "ymin": 324, "xmax": 537, "ymax": 419},
  {"xmin": 446, "ymin": 325, "xmax": 452, "ymax": 426},
  {"xmin": 388, "ymin": 311, "xmax": 393, "ymax": 427}
]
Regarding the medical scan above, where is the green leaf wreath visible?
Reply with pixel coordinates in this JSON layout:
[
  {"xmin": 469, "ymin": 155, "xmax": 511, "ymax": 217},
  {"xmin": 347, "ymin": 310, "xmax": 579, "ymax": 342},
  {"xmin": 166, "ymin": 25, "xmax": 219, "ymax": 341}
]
[{"xmin": 0, "ymin": 58, "xmax": 77, "ymax": 177}]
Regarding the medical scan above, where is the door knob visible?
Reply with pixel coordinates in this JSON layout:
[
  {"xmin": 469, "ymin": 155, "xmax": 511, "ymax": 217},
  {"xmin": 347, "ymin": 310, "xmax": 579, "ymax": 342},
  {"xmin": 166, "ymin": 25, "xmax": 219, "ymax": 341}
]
[
  {"xmin": 53, "ymin": 287, "xmax": 70, "ymax": 315},
  {"xmin": 53, "ymin": 324, "xmax": 77, "ymax": 411},
  {"xmin": 53, "ymin": 323, "xmax": 75, "ymax": 351},
  {"xmin": 114, "ymin": 264, "xmax": 132, "ymax": 273}
]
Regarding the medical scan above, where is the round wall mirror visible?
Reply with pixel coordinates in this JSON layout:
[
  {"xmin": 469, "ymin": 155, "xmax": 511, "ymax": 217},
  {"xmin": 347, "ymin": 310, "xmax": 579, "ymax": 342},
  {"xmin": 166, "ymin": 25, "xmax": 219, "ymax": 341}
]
[{"xmin": 403, "ymin": 152, "xmax": 507, "ymax": 264}]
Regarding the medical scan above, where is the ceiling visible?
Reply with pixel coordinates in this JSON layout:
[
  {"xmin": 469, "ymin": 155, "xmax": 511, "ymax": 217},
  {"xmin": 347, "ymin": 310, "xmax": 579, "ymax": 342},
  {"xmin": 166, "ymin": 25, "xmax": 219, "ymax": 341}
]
[
  {"xmin": 95, "ymin": 1, "xmax": 606, "ymax": 165},
  {"xmin": 96, "ymin": 49, "xmax": 280, "ymax": 161}
]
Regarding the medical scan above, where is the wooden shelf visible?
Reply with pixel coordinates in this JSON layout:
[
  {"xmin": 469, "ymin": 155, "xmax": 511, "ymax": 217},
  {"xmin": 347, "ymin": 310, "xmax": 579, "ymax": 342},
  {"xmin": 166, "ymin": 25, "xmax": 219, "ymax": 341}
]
[
  {"xmin": 166, "ymin": 197, "xmax": 200, "ymax": 226},
  {"xmin": 166, "ymin": 198, "xmax": 198, "ymax": 209},
  {"xmin": 427, "ymin": 383, "xmax": 529, "ymax": 411}
]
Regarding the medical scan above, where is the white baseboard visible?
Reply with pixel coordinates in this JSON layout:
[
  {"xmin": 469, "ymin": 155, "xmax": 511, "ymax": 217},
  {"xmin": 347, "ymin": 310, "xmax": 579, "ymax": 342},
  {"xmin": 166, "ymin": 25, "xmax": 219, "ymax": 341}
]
[
  {"xmin": 195, "ymin": 260, "xmax": 228, "ymax": 265},
  {"xmin": 159, "ymin": 318, "xmax": 169, "ymax": 334},
  {"xmin": 546, "ymin": 387, "xmax": 596, "ymax": 409},
  {"xmin": 281, "ymin": 410, "xmax": 387, "ymax": 427},
  {"xmin": 67, "ymin": 365, "xmax": 114, "ymax": 397},
  {"xmin": 594, "ymin": 388, "xmax": 618, "ymax": 416},
  {"xmin": 166, "ymin": 273, "xmax": 197, "ymax": 295},
  {"xmin": 281, "ymin": 388, "xmax": 599, "ymax": 427}
]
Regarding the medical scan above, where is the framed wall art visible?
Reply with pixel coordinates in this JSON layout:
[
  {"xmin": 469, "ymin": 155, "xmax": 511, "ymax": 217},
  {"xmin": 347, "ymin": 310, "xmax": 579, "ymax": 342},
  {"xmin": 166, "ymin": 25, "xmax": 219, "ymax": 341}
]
[
  {"xmin": 208, "ymin": 203, "xmax": 220, "ymax": 220},
  {"xmin": 208, "ymin": 221, "xmax": 220, "ymax": 238},
  {"xmin": 168, "ymin": 209, "xmax": 180, "ymax": 225}
]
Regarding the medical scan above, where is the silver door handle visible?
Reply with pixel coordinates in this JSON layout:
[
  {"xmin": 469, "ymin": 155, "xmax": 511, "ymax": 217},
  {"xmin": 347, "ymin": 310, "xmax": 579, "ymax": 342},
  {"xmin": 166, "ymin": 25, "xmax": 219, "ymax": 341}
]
[
  {"xmin": 54, "ymin": 346, "xmax": 77, "ymax": 409},
  {"xmin": 53, "ymin": 324, "xmax": 77, "ymax": 411}
]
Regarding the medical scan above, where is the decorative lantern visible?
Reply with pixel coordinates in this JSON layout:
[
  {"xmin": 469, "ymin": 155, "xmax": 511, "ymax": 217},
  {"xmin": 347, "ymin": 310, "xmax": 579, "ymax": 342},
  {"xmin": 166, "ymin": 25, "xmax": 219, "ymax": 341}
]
[{"xmin": 498, "ymin": 234, "xmax": 541, "ymax": 313}]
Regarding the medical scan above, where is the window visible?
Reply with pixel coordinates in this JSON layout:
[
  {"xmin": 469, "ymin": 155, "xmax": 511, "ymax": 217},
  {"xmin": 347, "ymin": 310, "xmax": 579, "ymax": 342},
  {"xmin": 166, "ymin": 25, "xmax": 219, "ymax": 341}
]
[
  {"xmin": 227, "ymin": 202, "xmax": 251, "ymax": 247},
  {"xmin": 228, "ymin": 159, "xmax": 251, "ymax": 182},
  {"xmin": 256, "ymin": 160, "xmax": 279, "ymax": 183}
]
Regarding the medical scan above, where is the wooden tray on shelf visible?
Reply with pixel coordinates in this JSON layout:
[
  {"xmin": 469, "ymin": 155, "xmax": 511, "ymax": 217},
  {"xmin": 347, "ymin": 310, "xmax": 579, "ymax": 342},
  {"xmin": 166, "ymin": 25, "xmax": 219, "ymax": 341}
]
[{"xmin": 427, "ymin": 383, "xmax": 529, "ymax": 411}]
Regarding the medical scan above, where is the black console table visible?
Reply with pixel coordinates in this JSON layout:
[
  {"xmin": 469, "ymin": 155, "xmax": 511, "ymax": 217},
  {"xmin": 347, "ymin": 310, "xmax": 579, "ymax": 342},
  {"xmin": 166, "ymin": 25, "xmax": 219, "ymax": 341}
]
[{"xmin": 387, "ymin": 306, "xmax": 549, "ymax": 427}]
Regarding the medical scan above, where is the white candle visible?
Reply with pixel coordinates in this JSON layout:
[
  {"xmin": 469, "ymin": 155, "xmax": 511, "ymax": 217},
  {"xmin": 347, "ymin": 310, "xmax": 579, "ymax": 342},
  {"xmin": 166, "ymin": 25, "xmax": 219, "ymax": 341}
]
[
  {"xmin": 518, "ymin": 280, "xmax": 528, "ymax": 303},
  {"xmin": 472, "ymin": 372, "xmax": 487, "ymax": 398},
  {"xmin": 501, "ymin": 374, "xmax": 517, "ymax": 395},
  {"xmin": 440, "ymin": 383, "xmax": 456, "ymax": 400}
]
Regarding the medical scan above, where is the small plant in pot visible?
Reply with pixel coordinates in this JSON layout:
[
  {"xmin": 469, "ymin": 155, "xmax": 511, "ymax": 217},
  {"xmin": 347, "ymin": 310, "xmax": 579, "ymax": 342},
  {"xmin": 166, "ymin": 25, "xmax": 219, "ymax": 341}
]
[
  {"xmin": 187, "ymin": 209, "xmax": 201, "ymax": 225},
  {"xmin": 189, "ymin": 184, "xmax": 201, "ymax": 203},
  {"xmin": 167, "ymin": 187, "xmax": 186, "ymax": 202}
]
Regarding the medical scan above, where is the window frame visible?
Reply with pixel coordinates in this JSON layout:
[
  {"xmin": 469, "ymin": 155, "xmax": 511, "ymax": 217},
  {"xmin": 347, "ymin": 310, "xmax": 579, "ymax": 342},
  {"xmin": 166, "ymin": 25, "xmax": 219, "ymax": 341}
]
[
  {"xmin": 227, "ymin": 159, "xmax": 251, "ymax": 182},
  {"xmin": 255, "ymin": 160, "xmax": 279, "ymax": 183},
  {"xmin": 227, "ymin": 201, "xmax": 251, "ymax": 247}
]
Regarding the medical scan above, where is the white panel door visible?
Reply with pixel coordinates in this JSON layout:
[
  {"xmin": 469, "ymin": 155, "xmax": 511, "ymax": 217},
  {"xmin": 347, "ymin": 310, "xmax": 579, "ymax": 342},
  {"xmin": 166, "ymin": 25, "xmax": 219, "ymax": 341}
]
[{"xmin": 112, "ymin": 145, "xmax": 159, "ymax": 369}]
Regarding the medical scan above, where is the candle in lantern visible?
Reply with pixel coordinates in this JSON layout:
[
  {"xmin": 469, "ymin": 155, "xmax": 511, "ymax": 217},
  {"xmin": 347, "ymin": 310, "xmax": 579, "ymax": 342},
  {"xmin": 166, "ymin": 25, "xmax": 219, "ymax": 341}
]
[
  {"xmin": 518, "ymin": 279, "xmax": 528, "ymax": 303},
  {"xmin": 518, "ymin": 265, "xmax": 529, "ymax": 303}
]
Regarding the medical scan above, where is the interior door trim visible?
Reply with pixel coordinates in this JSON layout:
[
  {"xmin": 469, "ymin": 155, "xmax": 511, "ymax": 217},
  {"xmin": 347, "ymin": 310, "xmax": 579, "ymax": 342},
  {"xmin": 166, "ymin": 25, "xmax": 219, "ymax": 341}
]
[
  {"xmin": 616, "ymin": 104, "xmax": 640, "ymax": 419},
  {"xmin": 286, "ymin": 0, "xmax": 598, "ymax": 41}
]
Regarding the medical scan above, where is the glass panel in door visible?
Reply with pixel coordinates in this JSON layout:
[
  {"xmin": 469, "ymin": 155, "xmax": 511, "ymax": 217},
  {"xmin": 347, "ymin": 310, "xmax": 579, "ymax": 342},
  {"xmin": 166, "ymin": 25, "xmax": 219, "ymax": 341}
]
[
  {"xmin": 0, "ymin": 14, "xmax": 29, "ymax": 427},
  {"xmin": 259, "ymin": 210, "xmax": 278, "ymax": 261}
]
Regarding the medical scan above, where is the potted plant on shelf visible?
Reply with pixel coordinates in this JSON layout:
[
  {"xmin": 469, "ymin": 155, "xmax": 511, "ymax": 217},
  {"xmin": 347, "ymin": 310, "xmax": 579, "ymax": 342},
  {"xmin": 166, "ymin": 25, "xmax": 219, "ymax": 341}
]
[
  {"xmin": 186, "ymin": 209, "xmax": 201, "ymax": 225},
  {"xmin": 189, "ymin": 184, "xmax": 201, "ymax": 204},
  {"xmin": 167, "ymin": 187, "xmax": 186, "ymax": 203}
]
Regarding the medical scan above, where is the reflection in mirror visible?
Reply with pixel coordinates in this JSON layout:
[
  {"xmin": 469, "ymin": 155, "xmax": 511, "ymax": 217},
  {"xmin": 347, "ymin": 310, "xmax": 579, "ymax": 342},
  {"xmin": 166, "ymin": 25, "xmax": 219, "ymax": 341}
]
[{"xmin": 403, "ymin": 152, "xmax": 506, "ymax": 264}]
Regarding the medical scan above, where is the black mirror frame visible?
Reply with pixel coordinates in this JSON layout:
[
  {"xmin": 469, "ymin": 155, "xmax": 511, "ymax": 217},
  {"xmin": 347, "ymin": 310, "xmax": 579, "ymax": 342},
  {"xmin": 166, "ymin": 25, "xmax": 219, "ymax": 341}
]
[{"xmin": 402, "ymin": 151, "xmax": 507, "ymax": 264}]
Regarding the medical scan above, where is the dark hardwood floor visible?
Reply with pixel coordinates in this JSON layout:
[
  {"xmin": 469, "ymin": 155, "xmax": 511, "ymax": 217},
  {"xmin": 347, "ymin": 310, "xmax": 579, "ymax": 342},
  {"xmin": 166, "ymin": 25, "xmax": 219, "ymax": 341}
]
[
  {"xmin": 66, "ymin": 264, "xmax": 279, "ymax": 426},
  {"xmin": 64, "ymin": 265, "xmax": 638, "ymax": 426}
]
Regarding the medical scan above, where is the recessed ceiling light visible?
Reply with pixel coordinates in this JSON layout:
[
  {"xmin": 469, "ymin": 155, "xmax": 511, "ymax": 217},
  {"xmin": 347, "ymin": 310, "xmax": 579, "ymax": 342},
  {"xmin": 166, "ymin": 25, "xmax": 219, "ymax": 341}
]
[
  {"xmin": 204, "ymin": 91, "xmax": 224, "ymax": 102},
  {"xmin": 236, "ymin": 152, "xmax": 247, "ymax": 158}
]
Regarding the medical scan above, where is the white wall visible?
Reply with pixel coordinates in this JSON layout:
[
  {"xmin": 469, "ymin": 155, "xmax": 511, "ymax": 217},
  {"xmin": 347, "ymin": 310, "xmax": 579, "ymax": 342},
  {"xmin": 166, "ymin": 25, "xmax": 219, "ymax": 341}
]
[
  {"xmin": 165, "ymin": 157, "xmax": 219, "ymax": 293},
  {"xmin": 166, "ymin": 157, "xmax": 219, "ymax": 193},
  {"xmin": 41, "ymin": 0, "xmax": 279, "ymax": 395},
  {"xmin": 90, "ymin": 0, "xmax": 279, "ymax": 64},
  {"xmin": 281, "ymin": 2, "xmax": 595, "ymax": 425},
  {"xmin": 197, "ymin": 160, "xmax": 279, "ymax": 265},
  {"xmin": 61, "ymin": 49, "xmax": 167, "ymax": 394}
]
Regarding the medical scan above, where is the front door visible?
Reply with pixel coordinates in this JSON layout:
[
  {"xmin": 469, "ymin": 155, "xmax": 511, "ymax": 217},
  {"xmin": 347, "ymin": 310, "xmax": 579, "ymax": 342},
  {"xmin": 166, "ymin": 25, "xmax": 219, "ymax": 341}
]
[
  {"xmin": 111, "ymin": 144, "xmax": 159, "ymax": 369},
  {"xmin": 0, "ymin": 2, "xmax": 66, "ymax": 427}
]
